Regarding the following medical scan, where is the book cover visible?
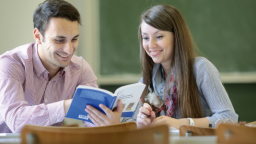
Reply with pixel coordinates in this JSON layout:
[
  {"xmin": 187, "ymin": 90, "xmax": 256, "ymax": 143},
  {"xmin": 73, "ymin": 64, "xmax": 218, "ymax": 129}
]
[{"xmin": 66, "ymin": 83, "xmax": 145, "ymax": 124}]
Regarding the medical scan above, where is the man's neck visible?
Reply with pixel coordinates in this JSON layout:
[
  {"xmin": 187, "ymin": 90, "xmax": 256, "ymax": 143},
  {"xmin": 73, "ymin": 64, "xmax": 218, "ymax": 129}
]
[
  {"xmin": 37, "ymin": 44, "xmax": 61, "ymax": 81},
  {"xmin": 48, "ymin": 68, "xmax": 60, "ymax": 80}
]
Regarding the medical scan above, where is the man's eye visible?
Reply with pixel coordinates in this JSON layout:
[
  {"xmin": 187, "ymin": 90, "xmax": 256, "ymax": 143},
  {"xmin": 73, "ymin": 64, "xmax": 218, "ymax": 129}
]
[
  {"xmin": 55, "ymin": 39, "xmax": 65, "ymax": 43},
  {"xmin": 72, "ymin": 38, "xmax": 78, "ymax": 42}
]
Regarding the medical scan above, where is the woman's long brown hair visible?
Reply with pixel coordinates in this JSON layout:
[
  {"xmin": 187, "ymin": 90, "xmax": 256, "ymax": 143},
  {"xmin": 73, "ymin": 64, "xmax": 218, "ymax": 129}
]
[{"xmin": 139, "ymin": 4, "xmax": 203, "ymax": 118}]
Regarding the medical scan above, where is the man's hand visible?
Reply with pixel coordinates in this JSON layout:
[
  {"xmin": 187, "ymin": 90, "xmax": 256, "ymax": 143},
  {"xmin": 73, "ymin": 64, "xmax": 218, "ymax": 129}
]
[{"xmin": 85, "ymin": 99, "xmax": 123, "ymax": 126}]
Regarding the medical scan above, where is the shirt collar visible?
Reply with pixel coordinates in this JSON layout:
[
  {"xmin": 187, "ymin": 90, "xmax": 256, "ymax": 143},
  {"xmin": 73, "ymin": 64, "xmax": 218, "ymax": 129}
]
[
  {"xmin": 32, "ymin": 44, "xmax": 81, "ymax": 78},
  {"xmin": 33, "ymin": 44, "xmax": 48, "ymax": 76}
]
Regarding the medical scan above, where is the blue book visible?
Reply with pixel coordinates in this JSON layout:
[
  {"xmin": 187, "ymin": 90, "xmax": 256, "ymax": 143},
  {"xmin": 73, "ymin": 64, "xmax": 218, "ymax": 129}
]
[{"xmin": 66, "ymin": 83, "xmax": 145, "ymax": 124}]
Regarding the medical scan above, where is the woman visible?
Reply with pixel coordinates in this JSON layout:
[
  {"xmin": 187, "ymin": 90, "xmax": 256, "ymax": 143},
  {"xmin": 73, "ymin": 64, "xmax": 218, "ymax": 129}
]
[{"xmin": 123, "ymin": 4, "xmax": 238, "ymax": 129}]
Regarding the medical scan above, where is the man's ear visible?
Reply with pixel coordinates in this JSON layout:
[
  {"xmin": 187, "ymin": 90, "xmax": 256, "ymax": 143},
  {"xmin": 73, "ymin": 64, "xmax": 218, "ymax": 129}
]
[{"xmin": 33, "ymin": 28, "xmax": 42, "ymax": 44}]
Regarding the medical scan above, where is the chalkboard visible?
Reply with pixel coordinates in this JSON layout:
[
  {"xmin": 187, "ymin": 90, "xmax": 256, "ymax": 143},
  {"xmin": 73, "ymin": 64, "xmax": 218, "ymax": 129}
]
[{"xmin": 99, "ymin": 0, "xmax": 256, "ymax": 75}]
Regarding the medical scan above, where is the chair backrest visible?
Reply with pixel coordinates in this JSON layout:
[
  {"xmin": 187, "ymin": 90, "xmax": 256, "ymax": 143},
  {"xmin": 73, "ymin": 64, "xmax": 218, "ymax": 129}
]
[
  {"xmin": 62, "ymin": 123, "xmax": 79, "ymax": 127},
  {"xmin": 246, "ymin": 121, "xmax": 256, "ymax": 126},
  {"xmin": 179, "ymin": 125, "xmax": 216, "ymax": 136},
  {"xmin": 217, "ymin": 123, "xmax": 256, "ymax": 144},
  {"xmin": 21, "ymin": 123, "xmax": 169, "ymax": 144},
  {"xmin": 22, "ymin": 121, "xmax": 136, "ymax": 134}
]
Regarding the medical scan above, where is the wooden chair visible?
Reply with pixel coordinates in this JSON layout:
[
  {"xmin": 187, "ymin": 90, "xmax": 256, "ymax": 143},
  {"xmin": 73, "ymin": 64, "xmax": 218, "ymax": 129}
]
[
  {"xmin": 62, "ymin": 123, "xmax": 79, "ymax": 127},
  {"xmin": 179, "ymin": 125, "xmax": 216, "ymax": 136},
  {"xmin": 21, "ymin": 121, "xmax": 136, "ymax": 136},
  {"xmin": 21, "ymin": 123, "xmax": 169, "ymax": 144},
  {"xmin": 246, "ymin": 121, "xmax": 256, "ymax": 126},
  {"xmin": 216, "ymin": 123, "xmax": 256, "ymax": 144}
]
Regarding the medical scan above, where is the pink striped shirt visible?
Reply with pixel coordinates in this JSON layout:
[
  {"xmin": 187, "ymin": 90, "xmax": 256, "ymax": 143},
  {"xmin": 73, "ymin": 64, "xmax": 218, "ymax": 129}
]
[{"xmin": 0, "ymin": 43, "xmax": 98, "ymax": 133}]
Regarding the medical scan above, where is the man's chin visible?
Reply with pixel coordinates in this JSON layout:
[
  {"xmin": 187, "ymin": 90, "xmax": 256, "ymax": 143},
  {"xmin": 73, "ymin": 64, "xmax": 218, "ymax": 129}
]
[
  {"xmin": 58, "ymin": 61, "xmax": 71, "ymax": 68},
  {"xmin": 60, "ymin": 64, "xmax": 70, "ymax": 68}
]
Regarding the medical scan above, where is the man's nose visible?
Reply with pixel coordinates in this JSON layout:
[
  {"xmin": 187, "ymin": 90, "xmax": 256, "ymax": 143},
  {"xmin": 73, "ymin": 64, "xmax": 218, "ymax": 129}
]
[{"xmin": 63, "ymin": 42, "xmax": 73, "ymax": 54}]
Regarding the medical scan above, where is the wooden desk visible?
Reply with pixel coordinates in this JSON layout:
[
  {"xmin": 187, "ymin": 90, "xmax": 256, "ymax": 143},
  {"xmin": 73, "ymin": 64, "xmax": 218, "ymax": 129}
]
[
  {"xmin": 0, "ymin": 133, "xmax": 20, "ymax": 144},
  {"xmin": 171, "ymin": 135, "xmax": 216, "ymax": 144},
  {"xmin": 1, "ymin": 133, "xmax": 217, "ymax": 144}
]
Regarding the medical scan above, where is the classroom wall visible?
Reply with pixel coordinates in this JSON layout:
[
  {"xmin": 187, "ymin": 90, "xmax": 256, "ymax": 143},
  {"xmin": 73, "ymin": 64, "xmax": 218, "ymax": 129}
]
[
  {"xmin": 0, "ymin": 0, "xmax": 255, "ymax": 124},
  {"xmin": 0, "ymin": 1, "xmax": 40, "ymax": 54},
  {"xmin": 99, "ymin": 0, "xmax": 256, "ymax": 74},
  {"xmin": 0, "ymin": 0, "xmax": 89, "ymax": 62}
]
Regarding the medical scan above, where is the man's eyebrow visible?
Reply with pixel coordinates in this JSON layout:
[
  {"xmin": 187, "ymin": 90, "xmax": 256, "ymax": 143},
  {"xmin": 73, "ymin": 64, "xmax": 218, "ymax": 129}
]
[
  {"xmin": 55, "ymin": 35, "xmax": 79, "ymax": 39},
  {"xmin": 56, "ymin": 36, "xmax": 66, "ymax": 39},
  {"xmin": 73, "ymin": 34, "xmax": 79, "ymax": 38}
]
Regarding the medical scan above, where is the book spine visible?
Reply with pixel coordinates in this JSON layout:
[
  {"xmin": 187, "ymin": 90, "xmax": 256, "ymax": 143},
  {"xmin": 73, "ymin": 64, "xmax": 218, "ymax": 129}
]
[{"xmin": 109, "ymin": 96, "xmax": 117, "ymax": 110}]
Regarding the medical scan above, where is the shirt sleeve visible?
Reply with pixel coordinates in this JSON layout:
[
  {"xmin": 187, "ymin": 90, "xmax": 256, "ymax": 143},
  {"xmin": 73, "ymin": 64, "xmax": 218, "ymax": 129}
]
[
  {"xmin": 0, "ymin": 58, "xmax": 59, "ymax": 133},
  {"xmin": 194, "ymin": 57, "xmax": 238, "ymax": 127},
  {"xmin": 77, "ymin": 59, "xmax": 98, "ymax": 88}
]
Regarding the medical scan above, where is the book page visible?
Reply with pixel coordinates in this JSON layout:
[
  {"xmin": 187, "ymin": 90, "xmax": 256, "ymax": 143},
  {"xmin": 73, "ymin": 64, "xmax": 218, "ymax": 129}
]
[{"xmin": 113, "ymin": 83, "xmax": 145, "ymax": 117}]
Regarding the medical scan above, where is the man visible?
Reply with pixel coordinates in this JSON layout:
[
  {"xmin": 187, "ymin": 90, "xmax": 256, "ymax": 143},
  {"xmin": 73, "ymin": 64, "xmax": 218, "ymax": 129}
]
[{"xmin": 0, "ymin": 0, "xmax": 122, "ymax": 133}]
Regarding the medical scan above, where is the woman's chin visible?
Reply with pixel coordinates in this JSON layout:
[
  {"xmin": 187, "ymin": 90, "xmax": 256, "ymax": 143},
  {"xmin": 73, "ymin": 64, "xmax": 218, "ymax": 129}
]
[{"xmin": 152, "ymin": 59, "xmax": 162, "ymax": 64}]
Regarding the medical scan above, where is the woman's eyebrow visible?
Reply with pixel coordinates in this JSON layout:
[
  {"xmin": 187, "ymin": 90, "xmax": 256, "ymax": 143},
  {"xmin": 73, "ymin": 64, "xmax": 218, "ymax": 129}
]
[{"xmin": 141, "ymin": 31, "xmax": 160, "ymax": 35}]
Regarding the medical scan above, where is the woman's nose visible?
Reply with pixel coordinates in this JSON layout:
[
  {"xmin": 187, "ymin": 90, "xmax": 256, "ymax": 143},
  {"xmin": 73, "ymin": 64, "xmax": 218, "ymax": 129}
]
[{"xmin": 149, "ymin": 39, "xmax": 156, "ymax": 48}]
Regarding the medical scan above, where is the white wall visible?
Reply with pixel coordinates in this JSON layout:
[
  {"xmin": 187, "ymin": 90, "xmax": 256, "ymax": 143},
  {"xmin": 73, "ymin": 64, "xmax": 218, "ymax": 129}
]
[
  {"xmin": 0, "ymin": 0, "xmax": 94, "ymax": 59},
  {"xmin": 0, "ymin": 1, "xmax": 43, "ymax": 54}
]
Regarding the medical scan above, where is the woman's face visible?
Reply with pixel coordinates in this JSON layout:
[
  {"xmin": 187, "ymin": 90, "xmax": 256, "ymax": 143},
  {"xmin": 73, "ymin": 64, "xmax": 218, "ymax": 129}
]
[{"xmin": 141, "ymin": 21, "xmax": 174, "ymax": 69}]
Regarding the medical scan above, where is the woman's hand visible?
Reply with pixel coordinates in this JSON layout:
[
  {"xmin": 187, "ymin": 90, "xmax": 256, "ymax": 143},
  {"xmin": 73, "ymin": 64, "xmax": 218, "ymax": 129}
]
[
  {"xmin": 85, "ymin": 99, "xmax": 123, "ymax": 126},
  {"xmin": 136, "ymin": 103, "xmax": 156, "ymax": 128},
  {"xmin": 151, "ymin": 116, "xmax": 184, "ymax": 129}
]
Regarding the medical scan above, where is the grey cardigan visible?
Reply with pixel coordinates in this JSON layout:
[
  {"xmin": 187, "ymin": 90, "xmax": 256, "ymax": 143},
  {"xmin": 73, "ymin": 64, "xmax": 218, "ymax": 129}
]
[{"xmin": 122, "ymin": 57, "xmax": 238, "ymax": 128}]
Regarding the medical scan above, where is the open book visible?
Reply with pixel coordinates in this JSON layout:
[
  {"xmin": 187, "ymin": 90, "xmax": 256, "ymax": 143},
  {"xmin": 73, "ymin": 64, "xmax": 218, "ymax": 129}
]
[{"xmin": 66, "ymin": 83, "xmax": 145, "ymax": 124}]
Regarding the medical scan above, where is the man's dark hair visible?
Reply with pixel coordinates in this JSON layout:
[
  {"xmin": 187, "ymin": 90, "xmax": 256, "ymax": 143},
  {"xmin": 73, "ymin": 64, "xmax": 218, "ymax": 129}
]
[{"xmin": 33, "ymin": 0, "xmax": 81, "ymax": 37}]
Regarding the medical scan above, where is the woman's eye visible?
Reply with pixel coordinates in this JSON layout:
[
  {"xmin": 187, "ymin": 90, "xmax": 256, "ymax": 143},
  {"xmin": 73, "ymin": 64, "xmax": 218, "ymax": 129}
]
[
  {"xmin": 156, "ymin": 36, "xmax": 163, "ymax": 39},
  {"xmin": 142, "ymin": 37, "xmax": 149, "ymax": 40}
]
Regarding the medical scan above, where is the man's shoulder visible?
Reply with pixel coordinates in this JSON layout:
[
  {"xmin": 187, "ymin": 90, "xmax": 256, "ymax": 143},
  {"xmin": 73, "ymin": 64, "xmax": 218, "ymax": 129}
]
[
  {"xmin": 0, "ymin": 43, "xmax": 35, "ymax": 80},
  {"xmin": 69, "ymin": 55, "xmax": 91, "ymax": 71},
  {"xmin": 0, "ymin": 43, "xmax": 35, "ymax": 61}
]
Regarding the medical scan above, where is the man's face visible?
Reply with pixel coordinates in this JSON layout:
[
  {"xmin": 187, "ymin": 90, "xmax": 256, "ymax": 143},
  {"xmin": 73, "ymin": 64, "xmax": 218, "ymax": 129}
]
[{"xmin": 37, "ymin": 17, "xmax": 79, "ymax": 71}]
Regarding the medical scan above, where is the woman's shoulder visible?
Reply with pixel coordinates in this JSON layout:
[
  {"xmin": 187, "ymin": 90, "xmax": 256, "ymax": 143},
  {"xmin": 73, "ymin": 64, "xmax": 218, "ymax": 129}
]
[
  {"xmin": 194, "ymin": 57, "xmax": 216, "ymax": 68},
  {"xmin": 194, "ymin": 57, "xmax": 211, "ymax": 65},
  {"xmin": 193, "ymin": 57, "xmax": 219, "ymax": 75}
]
